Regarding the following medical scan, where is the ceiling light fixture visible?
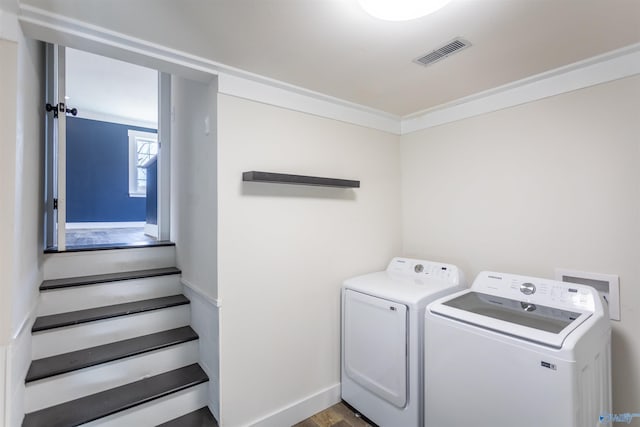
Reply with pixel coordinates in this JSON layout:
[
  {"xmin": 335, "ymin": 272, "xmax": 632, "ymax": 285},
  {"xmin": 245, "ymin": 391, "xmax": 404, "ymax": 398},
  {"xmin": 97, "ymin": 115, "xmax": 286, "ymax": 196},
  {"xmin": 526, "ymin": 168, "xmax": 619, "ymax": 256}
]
[{"xmin": 358, "ymin": 0, "xmax": 451, "ymax": 21}]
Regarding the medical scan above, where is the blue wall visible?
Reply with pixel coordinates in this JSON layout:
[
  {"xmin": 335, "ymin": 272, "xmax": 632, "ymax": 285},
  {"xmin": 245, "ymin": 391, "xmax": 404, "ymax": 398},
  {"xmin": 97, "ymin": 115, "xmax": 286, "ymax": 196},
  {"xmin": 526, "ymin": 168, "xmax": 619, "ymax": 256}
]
[{"xmin": 66, "ymin": 117, "xmax": 156, "ymax": 222}]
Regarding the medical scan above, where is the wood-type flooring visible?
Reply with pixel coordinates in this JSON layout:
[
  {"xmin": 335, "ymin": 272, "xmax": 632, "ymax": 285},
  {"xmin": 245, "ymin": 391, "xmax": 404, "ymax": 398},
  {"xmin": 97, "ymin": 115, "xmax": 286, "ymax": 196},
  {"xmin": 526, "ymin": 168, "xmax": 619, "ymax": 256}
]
[{"xmin": 294, "ymin": 402, "xmax": 375, "ymax": 427}]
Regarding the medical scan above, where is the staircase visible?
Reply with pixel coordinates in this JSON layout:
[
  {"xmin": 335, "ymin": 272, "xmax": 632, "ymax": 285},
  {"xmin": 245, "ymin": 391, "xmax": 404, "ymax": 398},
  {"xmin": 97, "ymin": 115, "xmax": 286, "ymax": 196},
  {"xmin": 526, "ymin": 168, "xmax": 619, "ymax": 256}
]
[{"xmin": 22, "ymin": 246, "xmax": 218, "ymax": 427}]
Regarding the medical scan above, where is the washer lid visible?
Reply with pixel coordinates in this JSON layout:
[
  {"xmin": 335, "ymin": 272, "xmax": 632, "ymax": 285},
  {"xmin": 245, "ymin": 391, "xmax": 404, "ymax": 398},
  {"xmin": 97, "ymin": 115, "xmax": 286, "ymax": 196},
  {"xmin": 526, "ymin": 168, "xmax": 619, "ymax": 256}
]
[{"xmin": 430, "ymin": 291, "xmax": 592, "ymax": 348}]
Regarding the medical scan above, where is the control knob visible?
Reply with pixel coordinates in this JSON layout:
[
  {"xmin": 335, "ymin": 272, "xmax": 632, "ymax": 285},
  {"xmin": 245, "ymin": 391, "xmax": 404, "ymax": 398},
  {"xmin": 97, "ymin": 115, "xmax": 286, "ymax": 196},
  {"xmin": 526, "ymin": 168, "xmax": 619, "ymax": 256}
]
[{"xmin": 520, "ymin": 282, "xmax": 536, "ymax": 295}]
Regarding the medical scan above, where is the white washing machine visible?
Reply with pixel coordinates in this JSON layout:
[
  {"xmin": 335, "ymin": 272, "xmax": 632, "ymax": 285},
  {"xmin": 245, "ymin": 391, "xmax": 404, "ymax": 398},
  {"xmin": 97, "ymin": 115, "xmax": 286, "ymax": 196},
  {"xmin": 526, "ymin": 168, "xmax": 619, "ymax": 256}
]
[
  {"xmin": 425, "ymin": 271, "xmax": 612, "ymax": 427},
  {"xmin": 341, "ymin": 257, "xmax": 464, "ymax": 427}
]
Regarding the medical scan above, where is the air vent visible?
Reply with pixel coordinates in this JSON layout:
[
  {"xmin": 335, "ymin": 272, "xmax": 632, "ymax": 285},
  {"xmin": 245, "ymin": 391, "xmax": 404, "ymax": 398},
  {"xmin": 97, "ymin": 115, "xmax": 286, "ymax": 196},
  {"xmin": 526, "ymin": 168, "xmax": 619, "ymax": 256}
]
[{"xmin": 414, "ymin": 37, "xmax": 471, "ymax": 67}]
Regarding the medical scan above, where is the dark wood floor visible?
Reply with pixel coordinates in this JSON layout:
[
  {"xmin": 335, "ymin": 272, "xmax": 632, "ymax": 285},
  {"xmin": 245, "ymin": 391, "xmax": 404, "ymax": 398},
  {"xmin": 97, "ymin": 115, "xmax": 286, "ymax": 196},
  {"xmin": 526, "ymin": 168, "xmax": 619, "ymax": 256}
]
[{"xmin": 294, "ymin": 402, "xmax": 374, "ymax": 427}]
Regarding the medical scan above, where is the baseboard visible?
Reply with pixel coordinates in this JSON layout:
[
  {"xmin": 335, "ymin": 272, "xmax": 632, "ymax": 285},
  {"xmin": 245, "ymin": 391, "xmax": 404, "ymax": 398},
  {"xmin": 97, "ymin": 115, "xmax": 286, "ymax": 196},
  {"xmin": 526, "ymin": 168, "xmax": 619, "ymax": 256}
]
[
  {"xmin": 66, "ymin": 222, "xmax": 145, "ymax": 229},
  {"xmin": 180, "ymin": 278, "xmax": 221, "ymax": 308},
  {"xmin": 0, "ymin": 345, "xmax": 6, "ymax": 427},
  {"xmin": 5, "ymin": 313, "xmax": 36, "ymax": 427},
  {"xmin": 249, "ymin": 383, "xmax": 341, "ymax": 427},
  {"xmin": 181, "ymin": 283, "xmax": 220, "ymax": 420}
]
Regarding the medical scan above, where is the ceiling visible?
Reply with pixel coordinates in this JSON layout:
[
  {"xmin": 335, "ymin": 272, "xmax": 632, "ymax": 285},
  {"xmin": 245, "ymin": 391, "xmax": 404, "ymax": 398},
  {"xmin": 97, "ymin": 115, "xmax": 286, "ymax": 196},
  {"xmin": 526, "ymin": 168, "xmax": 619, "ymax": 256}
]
[
  {"xmin": 66, "ymin": 48, "xmax": 158, "ymax": 127},
  {"xmin": 26, "ymin": 0, "xmax": 640, "ymax": 116}
]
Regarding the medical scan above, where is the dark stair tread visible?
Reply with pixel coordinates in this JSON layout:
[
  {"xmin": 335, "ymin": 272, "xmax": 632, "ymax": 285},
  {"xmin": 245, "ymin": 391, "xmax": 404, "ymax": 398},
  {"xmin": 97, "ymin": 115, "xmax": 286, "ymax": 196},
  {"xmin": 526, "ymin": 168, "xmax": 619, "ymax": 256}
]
[
  {"xmin": 26, "ymin": 326, "xmax": 198, "ymax": 383},
  {"xmin": 44, "ymin": 240, "xmax": 176, "ymax": 254},
  {"xmin": 22, "ymin": 364, "xmax": 209, "ymax": 427},
  {"xmin": 157, "ymin": 407, "xmax": 218, "ymax": 427},
  {"xmin": 32, "ymin": 295, "xmax": 190, "ymax": 332},
  {"xmin": 40, "ymin": 267, "xmax": 181, "ymax": 291}
]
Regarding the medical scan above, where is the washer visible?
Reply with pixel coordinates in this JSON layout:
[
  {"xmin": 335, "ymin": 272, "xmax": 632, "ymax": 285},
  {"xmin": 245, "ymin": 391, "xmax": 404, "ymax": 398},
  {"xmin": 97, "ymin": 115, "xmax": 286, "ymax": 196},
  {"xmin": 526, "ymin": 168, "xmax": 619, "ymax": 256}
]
[
  {"xmin": 341, "ymin": 257, "xmax": 464, "ymax": 427},
  {"xmin": 425, "ymin": 271, "xmax": 611, "ymax": 427}
]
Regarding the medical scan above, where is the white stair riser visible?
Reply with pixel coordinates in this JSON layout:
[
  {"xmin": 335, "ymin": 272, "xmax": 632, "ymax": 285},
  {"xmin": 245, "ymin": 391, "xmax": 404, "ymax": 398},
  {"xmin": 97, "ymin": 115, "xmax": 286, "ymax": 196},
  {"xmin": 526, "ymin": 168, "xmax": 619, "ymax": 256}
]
[
  {"xmin": 43, "ymin": 246, "xmax": 177, "ymax": 280},
  {"xmin": 82, "ymin": 383, "xmax": 209, "ymax": 427},
  {"xmin": 26, "ymin": 341, "xmax": 199, "ymax": 412},
  {"xmin": 32, "ymin": 305, "xmax": 190, "ymax": 359},
  {"xmin": 37, "ymin": 275, "xmax": 182, "ymax": 315}
]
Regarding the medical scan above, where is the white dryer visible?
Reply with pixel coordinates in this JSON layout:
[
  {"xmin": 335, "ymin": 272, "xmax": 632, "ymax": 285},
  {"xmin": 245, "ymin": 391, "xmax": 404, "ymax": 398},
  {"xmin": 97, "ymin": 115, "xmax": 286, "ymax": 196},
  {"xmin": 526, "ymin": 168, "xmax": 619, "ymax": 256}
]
[
  {"xmin": 425, "ymin": 271, "xmax": 611, "ymax": 427},
  {"xmin": 341, "ymin": 257, "xmax": 464, "ymax": 427}
]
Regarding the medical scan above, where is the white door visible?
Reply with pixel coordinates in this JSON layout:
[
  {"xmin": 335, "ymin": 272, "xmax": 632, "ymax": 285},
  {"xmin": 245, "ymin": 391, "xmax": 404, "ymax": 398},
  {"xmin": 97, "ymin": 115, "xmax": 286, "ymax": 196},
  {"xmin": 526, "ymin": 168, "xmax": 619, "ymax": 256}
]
[
  {"xmin": 343, "ymin": 290, "xmax": 408, "ymax": 408},
  {"xmin": 44, "ymin": 44, "xmax": 68, "ymax": 250}
]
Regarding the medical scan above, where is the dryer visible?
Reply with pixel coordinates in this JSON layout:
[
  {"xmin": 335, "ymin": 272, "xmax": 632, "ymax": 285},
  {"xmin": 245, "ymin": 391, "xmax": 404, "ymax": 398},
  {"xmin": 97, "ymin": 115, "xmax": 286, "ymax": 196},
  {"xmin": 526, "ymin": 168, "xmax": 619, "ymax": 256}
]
[
  {"xmin": 341, "ymin": 257, "xmax": 464, "ymax": 427},
  {"xmin": 425, "ymin": 271, "xmax": 611, "ymax": 427}
]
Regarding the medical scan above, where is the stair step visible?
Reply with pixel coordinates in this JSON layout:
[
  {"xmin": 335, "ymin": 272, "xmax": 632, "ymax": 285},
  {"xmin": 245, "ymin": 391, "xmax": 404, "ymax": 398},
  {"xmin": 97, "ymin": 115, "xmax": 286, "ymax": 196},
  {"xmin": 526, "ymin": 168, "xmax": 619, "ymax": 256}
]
[
  {"xmin": 40, "ymin": 267, "xmax": 181, "ymax": 291},
  {"xmin": 32, "ymin": 295, "xmax": 190, "ymax": 332},
  {"xmin": 26, "ymin": 326, "xmax": 198, "ymax": 383},
  {"xmin": 37, "ymin": 274, "xmax": 182, "ymax": 317},
  {"xmin": 32, "ymin": 305, "xmax": 190, "ymax": 359},
  {"xmin": 157, "ymin": 407, "xmax": 218, "ymax": 427},
  {"xmin": 43, "ymin": 245, "xmax": 177, "ymax": 280},
  {"xmin": 26, "ymin": 341, "xmax": 199, "ymax": 412},
  {"xmin": 22, "ymin": 364, "xmax": 209, "ymax": 427}
]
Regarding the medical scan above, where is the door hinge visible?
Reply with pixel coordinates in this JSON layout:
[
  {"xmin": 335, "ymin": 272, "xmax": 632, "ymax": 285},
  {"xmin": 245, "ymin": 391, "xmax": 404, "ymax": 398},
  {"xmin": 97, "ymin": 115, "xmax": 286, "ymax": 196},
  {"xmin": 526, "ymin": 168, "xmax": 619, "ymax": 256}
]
[{"xmin": 53, "ymin": 198, "xmax": 58, "ymax": 210}]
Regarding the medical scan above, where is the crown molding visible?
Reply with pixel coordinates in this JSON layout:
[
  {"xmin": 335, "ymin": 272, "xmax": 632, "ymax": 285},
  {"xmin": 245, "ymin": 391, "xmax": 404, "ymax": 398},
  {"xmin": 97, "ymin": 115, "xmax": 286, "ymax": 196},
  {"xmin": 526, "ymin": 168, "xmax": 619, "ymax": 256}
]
[
  {"xmin": 18, "ymin": 4, "xmax": 401, "ymax": 135},
  {"xmin": 16, "ymin": 4, "xmax": 640, "ymax": 137},
  {"xmin": 217, "ymin": 72, "xmax": 401, "ymax": 134},
  {"xmin": 401, "ymin": 43, "xmax": 640, "ymax": 134}
]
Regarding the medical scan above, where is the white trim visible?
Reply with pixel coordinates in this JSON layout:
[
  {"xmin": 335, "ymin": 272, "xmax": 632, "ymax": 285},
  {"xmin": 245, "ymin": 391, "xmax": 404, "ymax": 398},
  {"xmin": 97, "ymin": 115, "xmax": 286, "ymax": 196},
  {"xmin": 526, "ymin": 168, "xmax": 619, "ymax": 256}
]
[
  {"xmin": 18, "ymin": 4, "xmax": 401, "ymax": 135},
  {"xmin": 181, "ymin": 285, "xmax": 220, "ymax": 419},
  {"xmin": 248, "ymin": 383, "xmax": 341, "ymax": 427},
  {"xmin": 217, "ymin": 72, "xmax": 400, "ymax": 134},
  {"xmin": 75, "ymin": 109, "xmax": 157, "ymax": 130},
  {"xmin": 18, "ymin": 5, "xmax": 215, "ymax": 82},
  {"xmin": 157, "ymin": 72, "xmax": 172, "ymax": 242},
  {"xmin": 144, "ymin": 223, "xmax": 158, "ymax": 238},
  {"xmin": 5, "ymin": 311, "xmax": 36, "ymax": 427},
  {"xmin": 0, "ymin": 345, "xmax": 5, "ymax": 427},
  {"xmin": 180, "ymin": 278, "xmax": 221, "ymax": 308},
  {"xmin": 401, "ymin": 43, "xmax": 640, "ymax": 134},
  {"xmin": 12, "ymin": 302, "xmax": 37, "ymax": 342},
  {"xmin": 66, "ymin": 221, "xmax": 145, "ymax": 229},
  {"xmin": 128, "ymin": 129, "xmax": 158, "ymax": 197}
]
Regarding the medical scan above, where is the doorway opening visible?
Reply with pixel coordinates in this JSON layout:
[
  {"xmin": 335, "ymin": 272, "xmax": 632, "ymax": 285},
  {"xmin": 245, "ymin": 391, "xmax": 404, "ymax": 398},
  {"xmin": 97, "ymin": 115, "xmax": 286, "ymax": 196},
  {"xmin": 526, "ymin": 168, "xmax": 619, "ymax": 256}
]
[{"xmin": 45, "ymin": 45, "xmax": 171, "ymax": 251}]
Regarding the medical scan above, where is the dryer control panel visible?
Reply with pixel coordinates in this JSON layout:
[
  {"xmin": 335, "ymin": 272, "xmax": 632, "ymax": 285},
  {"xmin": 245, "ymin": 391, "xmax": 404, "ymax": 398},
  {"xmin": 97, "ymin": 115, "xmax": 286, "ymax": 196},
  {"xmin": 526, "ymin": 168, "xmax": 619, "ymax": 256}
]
[
  {"xmin": 386, "ymin": 257, "xmax": 463, "ymax": 286},
  {"xmin": 472, "ymin": 271, "xmax": 599, "ymax": 312}
]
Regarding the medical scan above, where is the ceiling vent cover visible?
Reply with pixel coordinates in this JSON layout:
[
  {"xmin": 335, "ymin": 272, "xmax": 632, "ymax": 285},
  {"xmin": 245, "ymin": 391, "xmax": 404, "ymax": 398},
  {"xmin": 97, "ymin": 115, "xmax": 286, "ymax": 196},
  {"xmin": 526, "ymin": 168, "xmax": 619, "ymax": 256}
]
[{"xmin": 414, "ymin": 37, "xmax": 471, "ymax": 67}]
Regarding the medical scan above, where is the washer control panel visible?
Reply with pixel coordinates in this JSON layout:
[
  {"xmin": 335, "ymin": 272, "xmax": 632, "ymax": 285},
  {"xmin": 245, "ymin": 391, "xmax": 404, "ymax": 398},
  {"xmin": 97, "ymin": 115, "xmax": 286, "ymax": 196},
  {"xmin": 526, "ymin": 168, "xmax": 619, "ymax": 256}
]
[
  {"xmin": 387, "ymin": 257, "xmax": 462, "ymax": 285},
  {"xmin": 473, "ymin": 271, "xmax": 597, "ymax": 311}
]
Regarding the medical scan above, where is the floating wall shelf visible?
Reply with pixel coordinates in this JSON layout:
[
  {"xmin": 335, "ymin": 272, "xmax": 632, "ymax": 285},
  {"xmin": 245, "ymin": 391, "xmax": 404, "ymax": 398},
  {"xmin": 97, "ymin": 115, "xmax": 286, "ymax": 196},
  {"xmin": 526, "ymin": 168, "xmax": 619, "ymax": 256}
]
[{"xmin": 242, "ymin": 171, "xmax": 360, "ymax": 188}]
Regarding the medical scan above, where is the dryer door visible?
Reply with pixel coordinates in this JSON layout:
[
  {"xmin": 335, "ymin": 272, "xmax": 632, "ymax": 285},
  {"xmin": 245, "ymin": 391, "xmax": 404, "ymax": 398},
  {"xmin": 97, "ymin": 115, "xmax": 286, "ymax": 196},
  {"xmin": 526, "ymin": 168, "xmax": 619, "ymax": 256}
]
[{"xmin": 344, "ymin": 290, "xmax": 408, "ymax": 408}]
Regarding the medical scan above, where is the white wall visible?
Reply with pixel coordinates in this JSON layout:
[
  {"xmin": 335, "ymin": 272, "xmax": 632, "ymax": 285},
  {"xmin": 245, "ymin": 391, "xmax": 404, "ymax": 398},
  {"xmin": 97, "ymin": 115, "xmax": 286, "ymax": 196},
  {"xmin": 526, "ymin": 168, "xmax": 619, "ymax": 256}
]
[
  {"xmin": 7, "ymin": 28, "xmax": 44, "ymax": 427},
  {"xmin": 13, "ymin": 25, "xmax": 44, "ymax": 336},
  {"xmin": 401, "ymin": 75, "xmax": 640, "ymax": 419},
  {"xmin": 170, "ymin": 74, "xmax": 220, "ymax": 420},
  {"xmin": 0, "ymin": 17, "xmax": 44, "ymax": 426},
  {"xmin": 217, "ymin": 94, "xmax": 401, "ymax": 426},
  {"xmin": 170, "ymin": 75, "xmax": 218, "ymax": 298},
  {"xmin": 0, "ymin": 38, "xmax": 18, "ymax": 350}
]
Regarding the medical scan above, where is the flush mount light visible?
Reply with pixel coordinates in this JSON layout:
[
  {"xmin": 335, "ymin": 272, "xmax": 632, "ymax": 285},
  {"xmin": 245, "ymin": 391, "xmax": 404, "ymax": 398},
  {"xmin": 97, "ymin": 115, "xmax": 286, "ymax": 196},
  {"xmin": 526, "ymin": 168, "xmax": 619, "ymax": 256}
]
[{"xmin": 358, "ymin": 0, "xmax": 451, "ymax": 21}]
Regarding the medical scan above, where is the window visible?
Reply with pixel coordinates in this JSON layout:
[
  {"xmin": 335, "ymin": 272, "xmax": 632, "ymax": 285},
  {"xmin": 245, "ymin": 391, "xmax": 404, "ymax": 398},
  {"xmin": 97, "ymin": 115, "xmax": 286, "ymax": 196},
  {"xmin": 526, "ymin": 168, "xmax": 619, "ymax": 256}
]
[{"xmin": 128, "ymin": 130, "xmax": 158, "ymax": 197}]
